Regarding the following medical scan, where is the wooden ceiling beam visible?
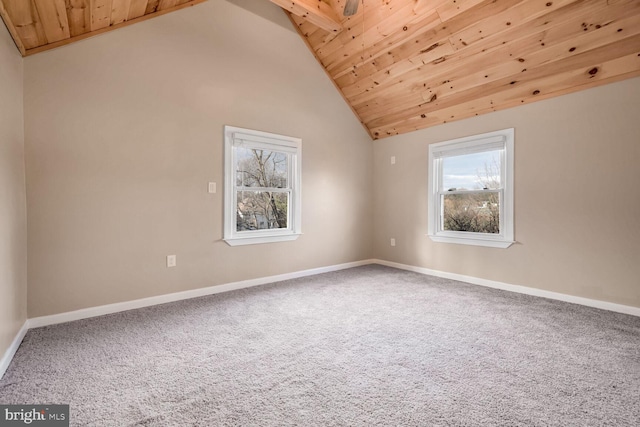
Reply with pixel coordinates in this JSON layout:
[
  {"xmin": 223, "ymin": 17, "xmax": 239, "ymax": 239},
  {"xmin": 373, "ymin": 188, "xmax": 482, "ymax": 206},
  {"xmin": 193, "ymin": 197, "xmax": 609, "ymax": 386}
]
[{"xmin": 269, "ymin": 0, "xmax": 343, "ymax": 33}]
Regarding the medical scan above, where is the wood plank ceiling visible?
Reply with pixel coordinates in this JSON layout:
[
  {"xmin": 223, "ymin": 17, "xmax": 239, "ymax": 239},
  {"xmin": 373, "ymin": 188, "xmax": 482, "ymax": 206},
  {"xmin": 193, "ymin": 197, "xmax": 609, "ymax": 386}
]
[
  {"xmin": 0, "ymin": 0, "xmax": 206, "ymax": 56},
  {"xmin": 278, "ymin": 0, "xmax": 640, "ymax": 138},
  {"xmin": 1, "ymin": 0, "xmax": 638, "ymax": 138}
]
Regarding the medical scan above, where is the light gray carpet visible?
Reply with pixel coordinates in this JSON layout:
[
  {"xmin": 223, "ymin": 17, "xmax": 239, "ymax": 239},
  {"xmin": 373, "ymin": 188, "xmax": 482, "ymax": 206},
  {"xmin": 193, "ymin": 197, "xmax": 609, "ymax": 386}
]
[{"xmin": 1, "ymin": 265, "xmax": 639, "ymax": 426}]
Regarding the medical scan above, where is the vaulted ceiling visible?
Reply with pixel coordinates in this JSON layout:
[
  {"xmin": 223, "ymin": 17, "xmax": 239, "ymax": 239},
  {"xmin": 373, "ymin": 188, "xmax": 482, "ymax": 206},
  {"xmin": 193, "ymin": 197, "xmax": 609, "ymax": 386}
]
[
  {"xmin": 1, "ymin": 0, "xmax": 639, "ymax": 139},
  {"xmin": 281, "ymin": 0, "xmax": 640, "ymax": 138},
  {"xmin": 0, "ymin": 0, "xmax": 205, "ymax": 56}
]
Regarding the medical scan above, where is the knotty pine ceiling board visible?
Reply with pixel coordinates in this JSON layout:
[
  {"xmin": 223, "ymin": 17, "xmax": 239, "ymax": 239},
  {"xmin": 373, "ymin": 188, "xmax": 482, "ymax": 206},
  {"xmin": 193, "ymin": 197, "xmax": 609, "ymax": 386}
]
[
  {"xmin": 1, "ymin": 0, "xmax": 638, "ymax": 139},
  {"xmin": 285, "ymin": 0, "xmax": 640, "ymax": 139},
  {"xmin": 0, "ymin": 0, "xmax": 206, "ymax": 56}
]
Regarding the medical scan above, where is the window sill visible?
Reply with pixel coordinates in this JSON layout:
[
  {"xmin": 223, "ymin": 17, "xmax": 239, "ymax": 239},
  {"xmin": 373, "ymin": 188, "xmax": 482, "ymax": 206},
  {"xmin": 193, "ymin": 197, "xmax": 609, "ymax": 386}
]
[
  {"xmin": 428, "ymin": 234, "xmax": 514, "ymax": 248},
  {"xmin": 224, "ymin": 233, "xmax": 302, "ymax": 246}
]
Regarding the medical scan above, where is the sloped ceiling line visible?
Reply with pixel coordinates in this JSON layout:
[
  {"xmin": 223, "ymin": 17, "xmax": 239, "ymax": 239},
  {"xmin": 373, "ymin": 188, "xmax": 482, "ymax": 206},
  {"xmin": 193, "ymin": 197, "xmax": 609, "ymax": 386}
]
[
  {"xmin": 0, "ymin": 0, "xmax": 207, "ymax": 57},
  {"xmin": 1, "ymin": 0, "xmax": 638, "ymax": 139},
  {"xmin": 284, "ymin": 0, "xmax": 640, "ymax": 139}
]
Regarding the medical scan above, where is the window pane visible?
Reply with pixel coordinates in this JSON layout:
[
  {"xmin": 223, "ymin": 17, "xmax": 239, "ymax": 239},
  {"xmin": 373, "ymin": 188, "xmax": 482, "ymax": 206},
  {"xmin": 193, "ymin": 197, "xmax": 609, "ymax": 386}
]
[
  {"xmin": 236, "ymin": 191, "xmax": 288, "ymax": 231},
  {"xmin": 442, "ymin": 193, "xmax": 500, "ymax": 234},
  {"xmin": 442, "ymin": 150, "xmax": 501, "ymax": 191},
  {"xmin": 236, "ymin": 148, "xmax": 288, "ymax": 188}
]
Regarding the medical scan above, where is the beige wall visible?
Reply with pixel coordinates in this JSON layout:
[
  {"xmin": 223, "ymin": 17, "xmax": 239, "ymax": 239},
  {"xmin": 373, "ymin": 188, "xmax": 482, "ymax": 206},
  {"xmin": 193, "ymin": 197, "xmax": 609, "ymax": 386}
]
[
  {"xmin": 373, "ymin": 77, "xmax": 640, "ymax": 308},
  {"xmin": 24, "ymin": 0, "xmax": 373, "ymax": 317},
  {"xmin": 0, "ymin": 24, "xmax": 27, "ymax": 355},
  {"xmin": 16, "ymin": 0, "xmax": 640, "ymax": 319}
]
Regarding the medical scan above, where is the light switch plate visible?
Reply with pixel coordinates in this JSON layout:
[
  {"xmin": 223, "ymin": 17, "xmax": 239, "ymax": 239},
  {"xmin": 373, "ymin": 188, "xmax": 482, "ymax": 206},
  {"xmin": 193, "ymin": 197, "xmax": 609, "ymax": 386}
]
[{"xmin": 167, "ymin": 255, "xmax": 176, "ymax": 267}]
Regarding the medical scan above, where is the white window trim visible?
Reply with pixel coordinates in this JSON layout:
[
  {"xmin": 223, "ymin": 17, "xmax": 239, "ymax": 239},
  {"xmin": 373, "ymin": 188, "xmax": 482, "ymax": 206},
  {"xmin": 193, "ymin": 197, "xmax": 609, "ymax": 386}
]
[
  {"xmin": 224, "ymin": 126, "xmax": 302, "ymax": 246},
  {"xmin": 427, "ymin": 128, "xmax": 515, "ymax": 248}
]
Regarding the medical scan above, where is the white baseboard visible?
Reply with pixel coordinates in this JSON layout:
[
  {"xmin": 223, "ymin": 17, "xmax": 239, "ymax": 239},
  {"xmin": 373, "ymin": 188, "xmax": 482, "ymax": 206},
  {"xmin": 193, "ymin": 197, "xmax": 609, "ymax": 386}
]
[
  {"xmin": 373, "ymin": 259, "xmax": 640, "ymax": 317},
  {"xmin": 0, "ymin": 320, "xmax": 29, "ymax": 379},
  {"xmin": 4, "ymin": 257, "xmax": 637, "ymax": 379},
  {"xmin": 0, "ymin": 259, "xmax": 370, "ymax": 378},
  {"xmin": 28, "ymin": 259, "xmax": 375, "ymax": 329}
]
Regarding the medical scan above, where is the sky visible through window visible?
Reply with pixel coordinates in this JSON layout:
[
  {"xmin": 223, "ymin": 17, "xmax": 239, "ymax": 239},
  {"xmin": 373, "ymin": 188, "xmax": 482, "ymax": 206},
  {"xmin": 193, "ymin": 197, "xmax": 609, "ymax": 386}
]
[{"xmin": 442, "ymin": 150, "xmax": 501, "ymax": 190}]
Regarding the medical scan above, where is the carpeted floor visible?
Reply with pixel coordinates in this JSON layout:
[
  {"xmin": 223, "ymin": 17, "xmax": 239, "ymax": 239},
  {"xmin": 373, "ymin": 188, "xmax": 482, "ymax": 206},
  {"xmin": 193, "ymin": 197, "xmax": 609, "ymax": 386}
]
[{"xmin": 1, "ymin": 265, "xmax": 639, "ymax": 426}]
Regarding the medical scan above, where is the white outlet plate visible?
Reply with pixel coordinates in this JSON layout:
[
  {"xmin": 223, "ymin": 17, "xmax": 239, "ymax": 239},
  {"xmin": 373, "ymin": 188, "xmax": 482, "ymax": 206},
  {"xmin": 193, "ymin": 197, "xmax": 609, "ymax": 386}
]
[
  {"xmin": 390, "ymin": 238, "xmax": 396, "ymax": 247},
  {"xmin": 391, "ymin": 156, "xmax": 396, "ymax": 165},
  {"xmin": 167, "ymin": 255, "xmax": 177, "ymax": 267},
  {"xmin": 208, "ymin": 182, "xmax": 217, "ymax": 193}
]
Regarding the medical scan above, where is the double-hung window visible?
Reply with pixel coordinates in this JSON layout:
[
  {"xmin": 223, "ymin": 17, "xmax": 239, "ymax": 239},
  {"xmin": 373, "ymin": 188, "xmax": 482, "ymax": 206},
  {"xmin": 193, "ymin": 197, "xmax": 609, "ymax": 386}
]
[
  {"xmin": 428, "ymin": 128, "xmax": 514, "ymax": 248},
  {"xmin": 224, "ymin": 126, "xmax": 301, "ymax": 246}
]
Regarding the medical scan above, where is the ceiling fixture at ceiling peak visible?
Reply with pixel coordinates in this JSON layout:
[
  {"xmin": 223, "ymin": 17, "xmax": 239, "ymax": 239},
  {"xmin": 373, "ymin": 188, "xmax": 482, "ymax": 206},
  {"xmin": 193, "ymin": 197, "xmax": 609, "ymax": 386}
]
[{"xmin": 343, "ymin": 0, "xmax": 359, "ymax": 16}]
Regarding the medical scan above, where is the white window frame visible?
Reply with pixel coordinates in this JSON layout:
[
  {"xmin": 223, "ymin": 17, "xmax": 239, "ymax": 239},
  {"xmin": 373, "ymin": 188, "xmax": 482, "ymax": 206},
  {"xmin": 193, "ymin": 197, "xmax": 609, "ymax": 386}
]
[
  {"xmin": 427, "ymin": 128, "xmax": 514, "ymax": 248},
  {"xmin": 224, "ymin": 126, "xmax": 302, "ymax": 246}
]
